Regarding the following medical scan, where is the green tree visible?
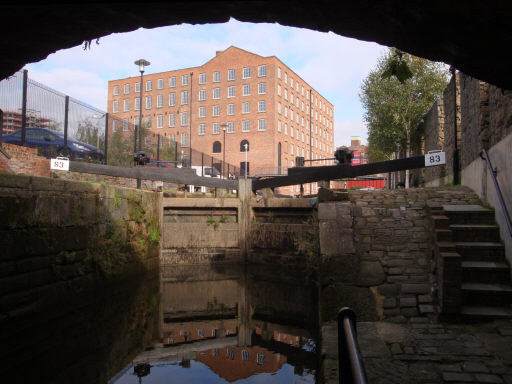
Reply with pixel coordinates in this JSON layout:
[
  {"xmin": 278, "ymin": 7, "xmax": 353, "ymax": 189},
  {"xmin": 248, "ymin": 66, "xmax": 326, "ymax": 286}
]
[
  {"xmin": 360, "ymin": 48, "xmax": 448, "ymax": 187},
  {"xmin": 75, "ymin": 118, "xmax": 104, "ymax": 150},
  {"xmin": 108, "ymin": 127, "xmax": 132, "ymax": 167}
]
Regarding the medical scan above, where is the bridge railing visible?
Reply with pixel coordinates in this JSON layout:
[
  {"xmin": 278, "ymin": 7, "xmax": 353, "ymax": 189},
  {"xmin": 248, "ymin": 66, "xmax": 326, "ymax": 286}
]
[{"xmin": 337, "ymin": 307, "xmax": 368, "ymax": 384}]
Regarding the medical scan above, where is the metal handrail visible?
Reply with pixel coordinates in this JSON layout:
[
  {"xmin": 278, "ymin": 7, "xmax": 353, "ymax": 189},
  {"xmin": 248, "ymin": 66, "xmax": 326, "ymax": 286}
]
[
  {"xmin": 0, "ymin": 108, "xmax": 3, "ymax": 147},
  {"xmin": 481, "ymin": 149, "xmax": 512, "ymax": 237},
  {"xmin": 337, "ymin": 307, "xmax": 368, "ymax": 384}
]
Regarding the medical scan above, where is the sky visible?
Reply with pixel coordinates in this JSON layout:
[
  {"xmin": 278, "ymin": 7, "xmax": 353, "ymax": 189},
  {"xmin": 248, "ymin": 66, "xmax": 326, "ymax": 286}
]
[{"xmin": 23, "ymin": 18, "xmax": 387, "ymax": 148}]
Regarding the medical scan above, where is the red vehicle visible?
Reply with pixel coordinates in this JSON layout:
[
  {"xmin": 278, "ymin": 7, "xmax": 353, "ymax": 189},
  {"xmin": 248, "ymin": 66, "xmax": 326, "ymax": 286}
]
[{"xmin": 145, "ymin": 160, "xmax": 176, "ymax": 168}]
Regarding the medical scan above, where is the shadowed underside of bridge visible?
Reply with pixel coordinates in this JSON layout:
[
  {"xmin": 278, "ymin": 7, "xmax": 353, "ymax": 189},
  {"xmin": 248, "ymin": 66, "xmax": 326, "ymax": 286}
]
[{"xmin": 2, "ymin": 2, "xmax": 512, "ymax": 89}]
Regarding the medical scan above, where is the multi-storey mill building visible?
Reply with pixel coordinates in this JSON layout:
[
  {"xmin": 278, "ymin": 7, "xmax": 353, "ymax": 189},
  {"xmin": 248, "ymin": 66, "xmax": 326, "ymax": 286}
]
[{"xmin": 107, "ymin": 46, "xmax": 335, "ymax": 195}]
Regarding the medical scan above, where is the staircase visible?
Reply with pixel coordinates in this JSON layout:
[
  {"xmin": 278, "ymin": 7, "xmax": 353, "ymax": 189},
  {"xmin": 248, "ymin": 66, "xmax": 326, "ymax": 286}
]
[{"xmin": 443, "ymin": 205, "xmax": 512, "ymax": 318}]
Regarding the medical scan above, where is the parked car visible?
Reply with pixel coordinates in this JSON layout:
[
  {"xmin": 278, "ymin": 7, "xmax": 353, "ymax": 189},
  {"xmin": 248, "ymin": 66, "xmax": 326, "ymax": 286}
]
[{"xmin": 1, "ymin": 127, "xmax": 104, "ymax": 161}]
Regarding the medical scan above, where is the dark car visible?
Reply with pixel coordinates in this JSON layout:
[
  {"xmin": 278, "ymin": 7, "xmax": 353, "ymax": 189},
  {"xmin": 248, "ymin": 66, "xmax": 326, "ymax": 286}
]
[{"xmin": 1, "ymin": 127, "xmax": 104, "ymax": 161}]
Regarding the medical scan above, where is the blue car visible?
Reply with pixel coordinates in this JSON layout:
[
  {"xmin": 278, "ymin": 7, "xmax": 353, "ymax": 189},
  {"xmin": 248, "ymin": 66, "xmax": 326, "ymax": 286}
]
[{"xmin": 1, "ymin": 127, "xmax": 104, "ymax": 161}]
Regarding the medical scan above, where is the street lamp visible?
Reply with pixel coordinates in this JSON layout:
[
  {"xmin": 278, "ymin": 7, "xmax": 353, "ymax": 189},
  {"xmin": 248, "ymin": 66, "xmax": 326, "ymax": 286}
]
[
  {"xmin": 221, "ymin": 123, "xmax": 227, "ymax": 178},
  {"xmin": 134, "ymin": 59, "xmax": 150, "ymax": 153},
  {"xmin": 244, "ymin": 143, "xmax": 248, "ymax": 179}
]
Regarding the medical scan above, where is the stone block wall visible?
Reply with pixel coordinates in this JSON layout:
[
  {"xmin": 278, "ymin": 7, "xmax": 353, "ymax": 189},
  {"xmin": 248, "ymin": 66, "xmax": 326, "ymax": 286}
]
[
  {"xmin": 488, "ymin": 85, "xmax": 512, "ymax": 148},
  {"xmin": 442, "ymin": 74, "xmax": 461, "ymax": 184},
  {"xmin": 0, "ymin": 143, "xmax": 51, "ymax": 177},
  {"xmin": 318, "ymin": 187, "xmax": 481, "ymax": 323},
  {"xmin": 422, "ymin": 99, "xmax": 446, "ymax": 184}
]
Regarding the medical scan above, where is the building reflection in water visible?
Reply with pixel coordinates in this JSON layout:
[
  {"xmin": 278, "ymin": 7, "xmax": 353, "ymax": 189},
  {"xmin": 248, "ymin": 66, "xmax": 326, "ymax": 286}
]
[{"xmin": 115, "ymin": 264, "xmax": 318, "ymax": 383}]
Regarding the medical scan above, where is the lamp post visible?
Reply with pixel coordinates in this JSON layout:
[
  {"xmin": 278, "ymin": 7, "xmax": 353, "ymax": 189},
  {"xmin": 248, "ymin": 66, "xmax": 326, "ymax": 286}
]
[
  {"xmin": 244, "ymin": 143, "xmax": 248, "ymax": 179},
  {"xmin": 134, "ymin": 59, "xmax": 150, "ymax": 153},
  {"xmin": 221, "ymin": 124, "xmax": 227, "ymax": 178}
]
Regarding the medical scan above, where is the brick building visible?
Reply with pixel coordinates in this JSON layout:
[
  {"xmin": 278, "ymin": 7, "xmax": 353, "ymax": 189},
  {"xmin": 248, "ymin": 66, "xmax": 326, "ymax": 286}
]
[
  {"xmin": 347, "ymin": 136, "xmax": 368, "ymax": 166},
  {"xmin": 107, "ymin": 46, "xmax": 335, "ymax": 195}
]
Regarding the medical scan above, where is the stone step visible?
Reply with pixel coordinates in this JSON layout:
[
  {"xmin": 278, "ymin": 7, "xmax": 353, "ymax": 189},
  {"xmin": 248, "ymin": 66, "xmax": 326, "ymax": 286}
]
[
  {"xmin": 443, "ymin": 205, "xmax": 496, "ymax": 225},
  {"xmin": 455, "ymin": 242, "xmax": 505, "ymax": 262},
  {"xmin": 435, "ymin": 229, "xmax": 452, "ymax": 242},
  {"xmin": 461, "ymin": 261, "xmax": 511, "ymax": 284},
  {"xmin": 432, "ymin": 215, "xmax": 451, "ymax": 230},
  {"xmin": 461, "ymin": 282, "xmax": 512, "ymax": 306},
  {"xmin": 460, "ymin": 305, "xmax": 512, "ymax": 319},
  {"xmin": 451, "ymin": 224, "xmax": 501, "ymax": 242}
]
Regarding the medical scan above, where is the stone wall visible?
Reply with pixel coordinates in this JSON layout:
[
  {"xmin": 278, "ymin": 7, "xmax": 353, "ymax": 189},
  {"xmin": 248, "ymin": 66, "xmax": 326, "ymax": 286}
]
[
  {"xmin": 488, "ymin": 86, "xmax": 512, "ymax": 148},
  {"xmin": 422, "ymin": 99, "xmax": 445, "ymax": 185},
  {"xmin": 442, "ymin": 73, "xmax": 461, "ymax": 185},
  {"xmin": 0, "ymin": 143, "xmax": 51, "ymax": 177},
  {"xmin": 318, "ymin": 187, "xmax": 481, "ymax": 323},
  {"xmin": 0, "ymin": 173, "xmax": 161, "ymax": 382}
]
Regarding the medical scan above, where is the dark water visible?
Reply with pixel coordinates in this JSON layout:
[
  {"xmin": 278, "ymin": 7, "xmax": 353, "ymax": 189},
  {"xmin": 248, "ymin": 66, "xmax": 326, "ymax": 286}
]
[{"xmin": 109, "ymin": 264, "xmax": 319, "ymax": 383}]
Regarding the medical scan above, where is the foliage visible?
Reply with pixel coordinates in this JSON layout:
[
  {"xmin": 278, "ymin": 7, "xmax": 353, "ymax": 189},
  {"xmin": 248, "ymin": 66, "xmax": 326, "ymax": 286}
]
[
  {"xmin": 75, "ymin": 118, "xmax": 105, "ymax": 150},
  {"xmin": 108, "ymin": 126, "xmax": 133, "ymax": 167},
  {"xmin": 360, "ymin": 48, "xmax": 449, "ymax": 160}
]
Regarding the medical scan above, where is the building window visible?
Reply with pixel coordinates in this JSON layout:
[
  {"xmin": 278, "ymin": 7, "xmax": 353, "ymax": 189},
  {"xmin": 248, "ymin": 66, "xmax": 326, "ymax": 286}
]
[
  {"xmin": 258, "ymin": 100, "xmax": 266, "ymax": 113},
  {"xmin": 157, "ymin": 114, "xmax": 163, "ymax": 128},
  {"xmin": 242, "ymin": 120, "xmax": 250, "ymax": 132},
  {"xmin": 278, "ymin": 67, "xmax": 281, "ymax": 79},
  {"xmin": 199, "ymin": 89, "xmax": 206, "ymax": 101},
  {"xmin": 124, "ymin": 84, "xmax": 130, "ymax": 94},
  {"xmin": 122, "ymin": 119, "xmax": 128, "ymax": 131},
  {"xmin": 169, "ymin": 134, "xmax": 175, "ymax": 143},
  {"xmin": 227, "ymin": 121, "xmax": 235, "ymax": 133},
  {"xmin": 182, "ymin": 74, "xmax": 189, "ymax": 86},
  {"xmin": 278, "ymin": 84, "xmax": 281, "ymax": 96},
  {"xmin": 213, "ymin": 87, "xmax": 220, "ymax": 99},
  {"xmin": 290, "ymin": 77, "xmax": 294, "ymax": 88},
  {"xmin": 243, "ymin": 84, "xmax": 250, "ymax": 96},
  {"xmin": 181, "ymin": 111, "xmax": 188, "ymax": 126},
  {"xmin": 228, "ymin": 86, "xmax": 235, "ymax": 98},
  {"xmin": 145, "ymin": 96, "xmax": 152, "ymax": 109},
  {"xmin": 199, "ymin": 106, "xmax": 206, "ymax": 118},
  {"xmin": 157, "ymin": 78, "xmax": 164, "ymax": 89},
  {"xmin": 227, "ymin": 103, "xmax": 235, "ymax": 116},
  {"xmin": 135, "ymin": 82, "xmax": 141, "ymax": 93},
  {"xmin": 145, "ymin": 136, "xmax": 151, "ymax": 148},
  {"xmin": 213, "ymin": 123, "xmax": 220, "ymax": 135},
  {"xmin": 146, "ymin": 80, "xmax": 152, "ymax": 92},
  {"xmin": 113, "ymin": 85, "xmax": 119, "ymax": 96},
  {"xmin": 242, "ymin": 102, "xmax": 250, "ymax": 114},
  {"xmin": 257, "ymin": 352, "xmax": 265, "ymax": 365},
  {"xmin": 181, "ymin": 90, "xmax": 188, "ymax": 105},
  {"xmin": 123, "ymin": 99, "xmax": 129, "ymax": 112},
  {"xmin": 242, "ymin": 350, "xmax": 249, "ymax": 361},
  {"xmin": 213, "ymin": 141, "xmax": 221, "ymax": 153},
  {"xmin": 169, "ymin": 76, "xmax": 176, "ymax": 88},
  {"xmin": 199, "ymin": 73, "xmax": 206, "ymax": 84},
  {"xmin": 135, "ymin": 98, "xmax": 140, "ymax": 111},
  {"xmin": 278, "ymin": 120, "xmax": 281, "ymax": 132},
  {"xmin": 157, "ymin": 94, "xmax": 163, "ymax": 108},
  {"xmin": 169, "ymin": 92, "xmax": 176, "ymax": 106},
  {"xmin": 112, "ymin": 119, "xmax": 118, "ymax": 132},
  {"xmin": 145, "ymin": 116, "xmax": 152, "ymax": 128},
  {"xmin": 213, "ymin": 105, "xmax": 220, "ymax": 117},
  {"xmin": 198, "ymin": 123, "xmax": 205, "ymax": 135},
  {"xmin": 181, "ymin": 133, "xmax": 188, "ymax": 147},
  {"xmin": 278, "ymin": 102, "xmax": 281, "ymax": 114},
  {"xmin": 258, "ymin": 65, "xmax": 266, "ymax": 77},
  {"xmin": 228, "ymin": 69, "xmax": 235, "ymax": 81},
  {"xmin": 240, "ymin": 139, "xmax": 249, "ymax": 152},
  {"xmin": 258, "ymin": 82, "xmax": 266, "ymax": 94},
  {"xmin": 240, "ymin": 161, "xmax": 249, "ymax": 176},
  {"xmin": 169, "ymin": 113, "xmax": 175, "ymax": 127},
  {"xmin": 243, "ymin": 67, "xmax": 251, "ymax": 79},
  {"xmin": 112, "ymin": 100, "xmax": 118, "ymax": 113},
  {"xmin": 213, "ymin": 71, "xmax": 220, "ymax": 82},
  {"xmin": 258, "ymin": 119, "xmax": 266, "ymax": 131}
]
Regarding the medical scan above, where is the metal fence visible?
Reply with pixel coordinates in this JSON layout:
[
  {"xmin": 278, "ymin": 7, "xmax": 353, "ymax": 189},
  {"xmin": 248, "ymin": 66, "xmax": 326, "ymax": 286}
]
[{"xmin": 0, "ymin": 70, "xmax": 242, "ymax": 177}]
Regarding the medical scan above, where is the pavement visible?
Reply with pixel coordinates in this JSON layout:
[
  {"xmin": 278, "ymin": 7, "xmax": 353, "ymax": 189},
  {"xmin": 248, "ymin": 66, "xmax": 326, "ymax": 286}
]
[{"xmin": 321, "ymin": 316, "xmax": 512, "ymax": 383}]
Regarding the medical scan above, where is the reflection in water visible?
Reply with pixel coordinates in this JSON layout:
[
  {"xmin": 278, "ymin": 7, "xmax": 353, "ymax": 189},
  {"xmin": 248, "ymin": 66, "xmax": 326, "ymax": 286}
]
[{"xmin": 111, "ymin": 264, "xmax": 318, "ymax": 383}]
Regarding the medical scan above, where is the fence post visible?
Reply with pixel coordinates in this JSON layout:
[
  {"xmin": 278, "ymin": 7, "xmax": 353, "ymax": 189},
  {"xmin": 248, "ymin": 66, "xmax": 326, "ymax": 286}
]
[
  {"xmin": 21, "ymin": 69, "xmax": 28, "ymax": 146},
  {"xmin": 104, "ymin": 113, "xmax": 109, "ymax": 165},
  {"xmin": 174, "ymin": 141, "xmax": 178, "ymax": 164},
  {"xmin": 201, "ymin": 153, "xmax": 204, "ymax": 177},
  {"xmin": 157, "ymin": 134, "xmax": 160, "ymax": 161},
  {"xmin": 0, "ymin": 109, "xmax": 3, "ymax": 147},
  {"xmin": 63, "ymin": 95, "xmax": 69, "ymax": 149}
]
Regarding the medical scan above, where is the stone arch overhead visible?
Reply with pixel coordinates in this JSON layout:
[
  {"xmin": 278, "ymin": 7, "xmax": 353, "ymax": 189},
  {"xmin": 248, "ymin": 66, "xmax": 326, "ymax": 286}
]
[{"xmin": 2, "ymin": 2, "xmax": 512, "ymax": 89}]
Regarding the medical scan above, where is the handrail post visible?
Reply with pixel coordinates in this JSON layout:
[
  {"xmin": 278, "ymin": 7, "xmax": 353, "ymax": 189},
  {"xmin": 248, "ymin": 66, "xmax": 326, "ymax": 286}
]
[
  {"xmin": 337, "ymin": 307, "xmax": 368, "ymax": 384},
  {"xmin": 482, "ymin": 149, "xmax": 512, "ymax": 237}
]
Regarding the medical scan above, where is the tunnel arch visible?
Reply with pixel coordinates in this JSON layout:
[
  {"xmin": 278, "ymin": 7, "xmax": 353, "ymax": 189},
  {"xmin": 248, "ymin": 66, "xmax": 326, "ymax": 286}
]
[{"xmin": 1, "ymin": 3, "xmax": 512, "ymax": 89}]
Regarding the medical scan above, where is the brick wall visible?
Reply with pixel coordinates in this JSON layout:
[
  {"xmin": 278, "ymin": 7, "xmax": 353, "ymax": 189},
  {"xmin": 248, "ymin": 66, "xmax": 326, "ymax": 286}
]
[{"xmin": 0, "ymin": 143, "xmax": 51, "ymax": 177}]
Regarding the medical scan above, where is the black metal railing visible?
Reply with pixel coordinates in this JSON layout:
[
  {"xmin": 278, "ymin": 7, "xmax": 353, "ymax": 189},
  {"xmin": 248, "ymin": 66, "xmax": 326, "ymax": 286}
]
[
  {"xmin": 481, "ymin": 149, "xmax": 512, "ymax": 237},
  {"xmin": 337, "ymin": 307, "xmax": 368, "ymax": 384}
]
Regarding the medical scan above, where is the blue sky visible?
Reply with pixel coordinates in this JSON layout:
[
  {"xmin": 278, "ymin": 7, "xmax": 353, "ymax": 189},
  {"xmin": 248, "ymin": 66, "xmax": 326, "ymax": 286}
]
[{"xmin": 24, "ymin": 18, "xmax": 387, "ymax": 147}]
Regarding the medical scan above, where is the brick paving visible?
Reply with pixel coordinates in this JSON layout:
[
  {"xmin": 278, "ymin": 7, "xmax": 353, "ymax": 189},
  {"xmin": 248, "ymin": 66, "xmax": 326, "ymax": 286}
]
[{"xmin": 321, "ymin": 317, "xmax": 512, "ymax": 383}]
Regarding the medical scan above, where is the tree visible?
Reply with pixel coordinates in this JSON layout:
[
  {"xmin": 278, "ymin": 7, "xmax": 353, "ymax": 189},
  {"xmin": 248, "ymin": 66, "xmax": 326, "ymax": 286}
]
[{"xmin": 360, "ymin": 48, "xmax": 448, "ymax": 187}]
